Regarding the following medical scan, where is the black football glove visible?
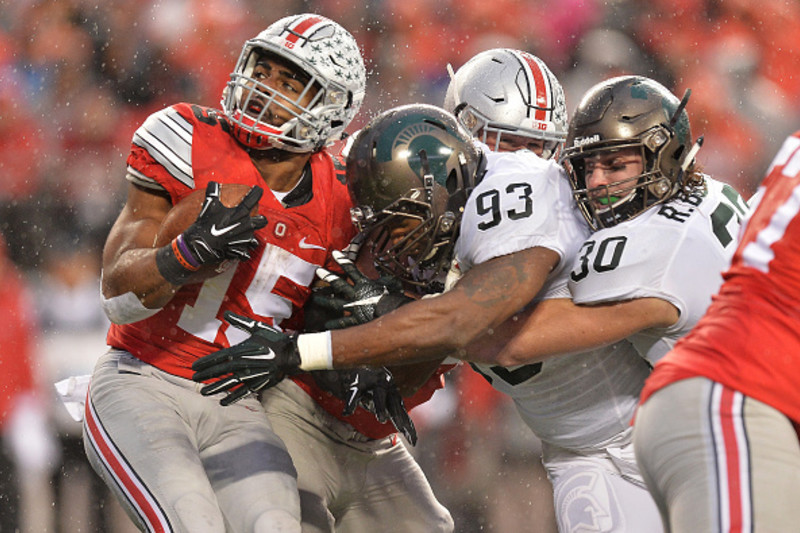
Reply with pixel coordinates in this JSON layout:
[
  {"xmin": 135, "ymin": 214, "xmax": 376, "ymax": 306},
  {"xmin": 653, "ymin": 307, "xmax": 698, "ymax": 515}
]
[
  {"xmin": 157, "ymin": 182, "xmax": 268, "ymax": 285},
  {"xmin": 186, "ymin": 181, "xmax": 267, "ymax": 263},
  {"xmin": 341, "ymin": 231, "xmax": 366, "ymax": 262},
  {"xmin": 313, "ymin": 250, "xmax": 413, "ymax": 329},
  {"xmin": 341, "ymin": 367, "xmax": 418, "ymax": 446},
  {"xmin": 191, "ymin": 311, "xmax": 300, "ymax": 406},
  {"xmin": 303, "ymin": 284, "xmax": 349, "ymax": 332}
]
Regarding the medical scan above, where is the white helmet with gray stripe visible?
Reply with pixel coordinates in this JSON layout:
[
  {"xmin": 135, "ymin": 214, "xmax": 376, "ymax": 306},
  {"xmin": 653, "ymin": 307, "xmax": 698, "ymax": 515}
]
[
  {"xmin": 223, "ymin": 14, "xmax": 366, "ymax": 152},
  {"xmin": 443, "ymin": 48, "xmax": 567, "ymax": 158}
]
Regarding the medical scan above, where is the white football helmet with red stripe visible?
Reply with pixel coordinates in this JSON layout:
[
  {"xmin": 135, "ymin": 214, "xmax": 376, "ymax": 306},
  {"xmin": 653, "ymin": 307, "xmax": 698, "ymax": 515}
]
[
  {"xmin": 443, "ymin": 48, "xmax": 567, "ymax": 158},
  {"xmin": 222, "ymin": 14, "xmax": 366, "ymax": 152}
]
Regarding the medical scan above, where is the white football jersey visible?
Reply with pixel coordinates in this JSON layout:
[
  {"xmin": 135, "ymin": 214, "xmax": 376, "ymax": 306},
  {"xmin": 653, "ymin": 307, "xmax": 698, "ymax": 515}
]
[
  {"xmin": 568, "ymin": 176, "xmax": 748, "ymax": 365},
  {"xmin": 471, "ymin": 345, "xmax": 651, "ymax": 451},
  {"xmin": 455, "ymin": 148, "xmax": 588, "ymax": 299},
  {"xmin": 458, "ymin": 149, "xmax": 652, "ymax": 450}
]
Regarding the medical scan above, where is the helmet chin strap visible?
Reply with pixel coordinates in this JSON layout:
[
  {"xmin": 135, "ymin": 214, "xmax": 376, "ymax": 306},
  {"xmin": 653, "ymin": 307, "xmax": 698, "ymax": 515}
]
[
  {"xmin": 681, "ymin": 136, "xmax": 704, "ymax": 172},
  {"xmin": 677, "ymin": 135, "xmax": 704, "ymax": 185},
  {"xmin": 669, "ymin": 88, "xmax": 691, "ymax": 129}
]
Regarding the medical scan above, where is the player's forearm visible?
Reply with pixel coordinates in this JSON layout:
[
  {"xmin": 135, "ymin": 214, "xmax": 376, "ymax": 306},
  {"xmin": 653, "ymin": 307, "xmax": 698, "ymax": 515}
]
[
  {"xmin": 466, "ymin": 297, "xmax": 679, "ymax": 366},
  {"xmin": 102, "ymin": 248, "xmax": 178, "ymax": 310},
  {"xmin": 102, "ymin": 227, "xmax": 178, "ymax": 311},
  {"xmin": 296, "ymin": 247, "xmax": 559, "ymax": 370},
  {"xmin": 466, "ymin": 302, "xmax": 594, "ymax": 366},
  {"xmin": 101, "ymin": 184, "xmax": 179, "ymax": 311},
  {"xmin": 293, "ymin": 290, "xmax": 482, "ymax": 371},
  {"xmin": 330, "ymin": 292, "xmax": 474, "ymax": 366},
  {"xmin": 463, "ymin": 299, "xmax": 582, "ymax": 365}
]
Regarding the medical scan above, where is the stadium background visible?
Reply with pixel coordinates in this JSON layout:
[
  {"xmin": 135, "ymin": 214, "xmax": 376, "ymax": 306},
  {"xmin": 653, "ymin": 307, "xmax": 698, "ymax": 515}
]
[{"xmin": 1, "ymin": 0, "xmax": 798, "ymax": 531}]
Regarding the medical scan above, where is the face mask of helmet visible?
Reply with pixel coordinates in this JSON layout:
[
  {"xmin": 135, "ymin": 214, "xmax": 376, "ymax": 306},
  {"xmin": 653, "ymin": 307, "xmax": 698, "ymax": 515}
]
[
  {"xmin": 456, "ymin": 105, "xmax": 565, "ymax": 158},
  {"xmin": 565, "ymin": 127, "xmax": 676, "ymax": 228},
  {"xmin": 351, "ymin": 163, "xmax": 459, "ymax": 291},
  {"xmin": 346, "ymin": 104, "xmax": 486, "ymax": 291},
  {"xmin": 225, "ymin": 50, "xmax": 324, "ymax": 147}
]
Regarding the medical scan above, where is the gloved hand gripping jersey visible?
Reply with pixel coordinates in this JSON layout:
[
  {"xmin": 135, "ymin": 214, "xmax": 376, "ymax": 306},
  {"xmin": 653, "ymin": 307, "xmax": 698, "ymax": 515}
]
[{"xmin": 311, "ymin": 250, "xmax": 413, "ymax": 329}]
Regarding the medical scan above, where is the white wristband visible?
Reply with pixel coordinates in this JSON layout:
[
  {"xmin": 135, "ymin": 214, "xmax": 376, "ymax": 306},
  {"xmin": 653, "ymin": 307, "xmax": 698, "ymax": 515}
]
[{"xmin": 297, "ymin": 331, "xmax": 333, "ymax": 371}]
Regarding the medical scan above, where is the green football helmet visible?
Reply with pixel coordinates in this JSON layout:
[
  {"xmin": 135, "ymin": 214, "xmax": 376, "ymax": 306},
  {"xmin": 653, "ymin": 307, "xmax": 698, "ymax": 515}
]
[
  {"xmin": 346, "ymin": 103, "xmax": 485, "ymax": 289},
  {"xmin": 560, "ymin": 76, "xmax": 699, "ymax": 230}
]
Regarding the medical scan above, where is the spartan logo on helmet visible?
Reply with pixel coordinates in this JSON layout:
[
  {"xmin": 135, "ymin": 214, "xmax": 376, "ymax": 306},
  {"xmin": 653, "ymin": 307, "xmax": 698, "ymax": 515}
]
[
  {"xmin": 346, "ymin": 104, "xmax": 486, "ymax": 291},
  {"xmin": 560, "ymin": 75, "xmax": 703, "ymax": 230},
  {"xmin": 391, "ymin": 122, "xmax": 457, "ymax": 182}
]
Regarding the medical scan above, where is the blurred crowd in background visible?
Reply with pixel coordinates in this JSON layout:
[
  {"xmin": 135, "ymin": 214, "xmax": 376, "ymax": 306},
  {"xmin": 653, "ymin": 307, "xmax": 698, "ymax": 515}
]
[{"xmin": 1, "ymin": 0, "xmax": 798, "ymax": 531}]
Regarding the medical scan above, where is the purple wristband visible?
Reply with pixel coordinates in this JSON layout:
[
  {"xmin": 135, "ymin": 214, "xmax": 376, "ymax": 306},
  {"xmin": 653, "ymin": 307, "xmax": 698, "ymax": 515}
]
[{"xmin": 175, "ymin": 234, "xmax": 201, "ymax": 269}]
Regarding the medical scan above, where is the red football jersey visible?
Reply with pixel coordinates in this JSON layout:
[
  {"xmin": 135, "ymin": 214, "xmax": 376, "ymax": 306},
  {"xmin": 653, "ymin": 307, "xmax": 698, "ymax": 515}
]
[
  {"xmin": 107, "ymin": 103, "xmax": 446, "ymax": 438},
  {"xmin": 107, "ymin": 103, "xmax": 355, "ymax": 378},
  {"xmin": 641, "ymin": 131, "xmax": 800, "ymax": 424}
]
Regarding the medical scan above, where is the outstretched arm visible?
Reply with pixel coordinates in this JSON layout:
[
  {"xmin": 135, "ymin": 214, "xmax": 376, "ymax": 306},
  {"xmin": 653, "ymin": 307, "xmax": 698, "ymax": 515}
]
[
  {"xmin": 190, "ymin": 246, "xmax": 560, "ymax": 400},
  {"xmin": 307, "ymin": 246, "xmax": 560, "ymax": 368},
  {"xmin": 466, "ymin": 296, "xmax": 679, "ymax": 366},
  {"xmin": 189, "ymin": 247, "xmax": 679, "ymax": 399}
]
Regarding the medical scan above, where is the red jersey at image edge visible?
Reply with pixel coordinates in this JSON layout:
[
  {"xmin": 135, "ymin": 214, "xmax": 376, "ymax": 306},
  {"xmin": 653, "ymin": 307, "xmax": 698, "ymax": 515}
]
[{"xmin": 641, "ymin": 130, "xmax": 800, "ymax": 425}]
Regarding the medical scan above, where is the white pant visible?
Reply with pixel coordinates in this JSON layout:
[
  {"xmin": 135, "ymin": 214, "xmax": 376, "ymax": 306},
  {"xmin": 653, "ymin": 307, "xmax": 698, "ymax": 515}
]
[{"xmin": 543, "ymin": 428, "xmax": 663, "ymax": 533}]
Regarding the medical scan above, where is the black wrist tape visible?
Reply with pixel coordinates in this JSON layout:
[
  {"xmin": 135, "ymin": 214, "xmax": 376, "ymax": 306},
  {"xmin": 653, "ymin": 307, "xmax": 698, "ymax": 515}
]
[{"xmin": 156, "ymin": 236, "xmax": 200, "ymax": 285}]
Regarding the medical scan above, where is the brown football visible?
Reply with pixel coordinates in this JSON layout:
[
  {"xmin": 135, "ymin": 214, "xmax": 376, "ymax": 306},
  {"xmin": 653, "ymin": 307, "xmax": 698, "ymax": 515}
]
[{"xmin": 154, "ymin": 183, "xmax": 260, "ymax": 283}]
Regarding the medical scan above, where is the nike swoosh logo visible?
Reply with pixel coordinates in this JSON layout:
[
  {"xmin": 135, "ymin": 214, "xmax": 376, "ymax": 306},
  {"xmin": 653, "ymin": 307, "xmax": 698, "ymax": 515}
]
[
  {"xmin": 298, "ymin": 237, "xmax": 326, "ymax": 250},
  {"xmin": 347, "ymin": 375, "xmax": 361, "ymax": 404},
  {"xmin": 210, "ymin": 222, "xmax": 241, "ymax": 237},
  {"xmin": 347, "ymin": 388, "xmax": 359, "ymax": 406},
  {"xmin": 343, "ymin": 295, "xmax": 383, "ymax": 308},
  {"xmin": 241, "ymin": 349, "xmax": 277, "ymax": 361}
]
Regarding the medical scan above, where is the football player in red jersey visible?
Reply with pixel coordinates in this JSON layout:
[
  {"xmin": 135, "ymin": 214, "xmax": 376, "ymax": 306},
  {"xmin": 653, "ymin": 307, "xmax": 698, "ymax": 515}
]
[
  {"xmin": 85, "ymin": 14, "xmax": 369, "ymax": 533},
  {"xmin": 633, "ymin": 131, "xmax": 800, "ymax": 532}
]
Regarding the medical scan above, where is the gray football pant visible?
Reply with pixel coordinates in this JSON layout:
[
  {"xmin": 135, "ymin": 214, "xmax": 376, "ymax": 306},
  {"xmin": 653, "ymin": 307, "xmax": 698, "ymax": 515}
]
[
  {"xmin": 261, "ymin": 379, "xmax": 454, "ymax": 533},
  {"xmin": 83, "ymin": 350, "xmax": 302, "ymax": 533},
  {"xmin": 634, "ymin": 377, "xmax": 800, "ymax": 532}
]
